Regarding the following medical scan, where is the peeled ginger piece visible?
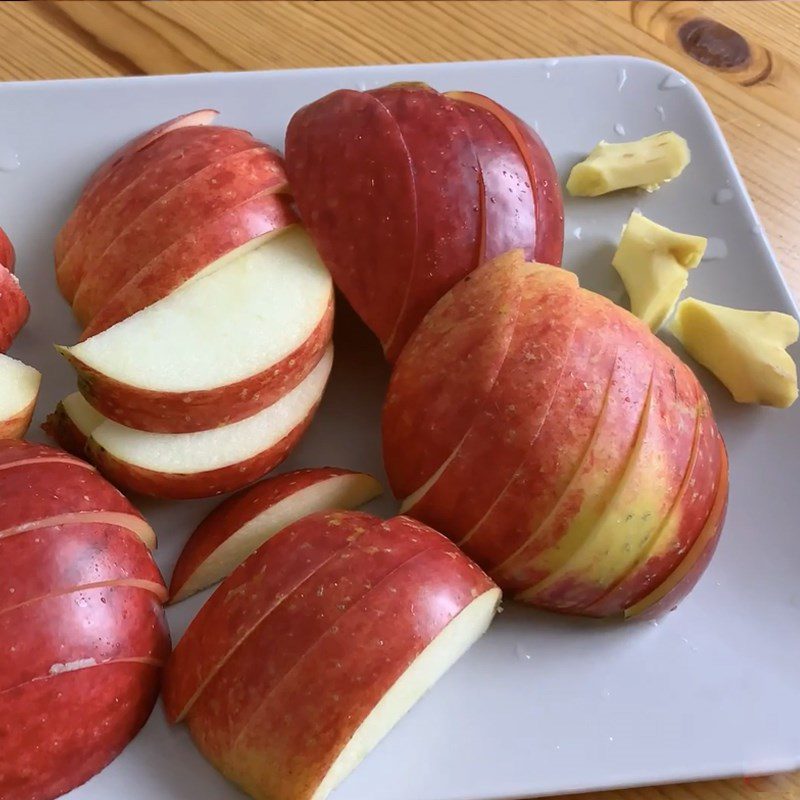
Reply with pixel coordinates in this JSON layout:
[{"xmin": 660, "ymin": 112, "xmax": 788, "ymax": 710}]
[
  {"xmin": 672, "ymin": 298, "xmax": 798, "ymax": 408},
  {"xmin": 613, "ymin": 212, "xmax": 706, "ymax": 331},
  {"xmin": 567, "ymin": 132, "xmax": 690, "ymax": 196}
]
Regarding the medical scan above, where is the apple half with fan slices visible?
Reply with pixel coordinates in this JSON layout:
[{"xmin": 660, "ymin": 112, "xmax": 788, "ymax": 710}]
[
  {"xmin": 383, "ymin": 251, "xmax": 728, "ymax": 618},
  {"xmin": 58, "ymin": 226, "xmax": 333, "ymax": 433},
  {"xmin": 163, "ymin": 511, "xmax": 500, "ymax": 800},
  {"xmin": 47, "ymin": 348, "xmax": 333, "ymax": 500}
]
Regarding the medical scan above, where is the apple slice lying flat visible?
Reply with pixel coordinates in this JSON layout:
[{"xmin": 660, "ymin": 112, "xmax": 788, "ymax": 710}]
[
  {"xmin": 170, "ymin": 468, "xmax": 382, "ymax": 603},
  {"xmin": 0, "ymin": 354, "xmax": 40, "ymax": 439},
  {"xmin": 0, "ymin": 660, "xmax": 160, "ymax": 800},
  {"xmin": 55, "ymin": 347, "xmax": 333, "ymax": 499},
  {"xmin": 60, "ymin": 226, "xmax": 332, "ymax": 432},
  {"xmin": 165, "ymin": 512, "xmax": 500, "ymax": 800}
]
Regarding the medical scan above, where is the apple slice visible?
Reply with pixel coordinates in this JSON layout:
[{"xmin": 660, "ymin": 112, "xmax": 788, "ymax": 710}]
[
  {"xmin": 0, "ymin": 266, "xmax": 30, "ymax": 352},
  {"xmin": 0, "ymin": 354, "xmax": 40, "ymax": 439},
  {"xmin": 625, "ymin": 438, "xmax": 729, "ymax": 619},
  {"xmin": 0, "ymin": 660, "xmax": 160, "ymax": 800},
  {"xmin": 42, "ymin": 390, "xmax": 103, "ymax": 458},
  {"xmin": 175, "ymin": 513, "xmax": 499, "ymax": 800},
  {"xmin": 0, "ymin": 583, "xmax": 170, "ymax": 693},
  {"xmin": 0, "ymin": 522, "xmax": 166, "ymax": 612},
  {"xmin": 170, "ymin": 468, "xmax": 382, "ymax": 603},
  {"xmin": 382, "ymin": 251, "xmax": 526, "ymax": 500},
  {"xmin": 62, "ymin": 347, "xmax": 332, "ymax": 499},
  {"xmin": 0, "ymin": 226, "xmax": 15, "ymax": 272},
  {"xmin": 70, "ymin": 146, "xmax": 289, "ymax": 326},
  {"xmin": 60, "ymin": 226, "xmax": 333, "ymax": 432},
  {"xmin": 82, "ymin": 190, "xmax": 297, "ymax": 339}
]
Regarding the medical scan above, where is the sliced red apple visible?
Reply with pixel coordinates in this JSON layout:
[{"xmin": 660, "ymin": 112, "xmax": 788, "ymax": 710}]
[
  {"xmin": 0, "ymin": 354, "xmax": 40, "ymax": 439},
  {"xmin": 0, "ymin": 225, "xmax": 15, "ymax": 272},
  {"xmin": 0, "ymin": 522, "xmax": 166, "ymax": 612},
  {"xmin": 0, "ymin": 439, "xmax": 94, "ymax": 470},
  {"xmin": 60, "ymin": 226, "xmax": 333, "ymax": 432},
  {"xmin": 170, "ymin": 468, "xmax": 382, "ymax": 603},
  {"xmin": 0, "ymin": 583, "xmax": 170, "ymax": 693},
  {"xmin": 82, "ymin": 190, "xmax": 297, "ymax": 339},
  {"xmin": 42, "ymin": 390, "xmax": 102, "ymax": 458},
  {"xmin": 61, "ymin": 347, "xmax": 333, "ymax": 499},
  {"xmin": 0, "ymin": 660, "xmax": 160, "ymax": 800},
  {"xmin": 174, "ymin": 513, "xmax": 499, "ymax": 800},
  {"xmin": 0, "ymin": 265, "xmax": 30, "ymax": 352},
  {"xmin": 70, "ymin": 146, "xmax": 289, "ymax": 326}
]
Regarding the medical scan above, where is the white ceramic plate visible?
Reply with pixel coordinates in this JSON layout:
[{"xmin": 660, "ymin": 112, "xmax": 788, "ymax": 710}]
[{"xmin": 2, "ymin": 55, "xmax": 799, "ymax": 800}]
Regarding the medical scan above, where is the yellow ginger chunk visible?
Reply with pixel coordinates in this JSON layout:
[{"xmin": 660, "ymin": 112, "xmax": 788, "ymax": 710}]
[
  {"xmin": 567, "ymin": 132, "xmax": 690, "ymax": 196},
  {"xmin": 612, "ymin": 211, "xmax": 706, "ymax": 331},
  {"xmin": 672, "ymin": 298, "xmax": 799, "ymax": 408}
]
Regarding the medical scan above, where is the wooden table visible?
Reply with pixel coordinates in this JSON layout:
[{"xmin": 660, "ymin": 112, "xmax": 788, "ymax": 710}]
[{"xmin": 1, "ymin": 3, "xmax": 797, "ymax": 800}]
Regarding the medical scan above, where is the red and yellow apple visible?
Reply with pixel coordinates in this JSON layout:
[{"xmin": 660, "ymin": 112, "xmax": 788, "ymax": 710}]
[
  {"xmin": 285, "ymin": 83, "xmax": 564, "ymax": 360},
  {"xmin": 383, "ymin": 251, "xmax": 728, "ymax": 618},
  {"xmin": 0, "ymin": 440, "xmax": 169, "ymax": 800},
  {"xmin": 170, "ymin": 467, "xmax": 382, "ymax": 602},
  {"xmin": 164, "ymin": 510, "xmax": 499, "ymax": 800}
]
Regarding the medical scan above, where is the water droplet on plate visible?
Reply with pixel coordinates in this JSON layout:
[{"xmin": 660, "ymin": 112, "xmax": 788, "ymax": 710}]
[
  {"xmin": 617, "ymin": 68, "xmax": 627, "ymax": 92},
  {"xmin": 546, "ymin": 58, "xmax": 560, "ymax": 68},
  {"xmin": 649, "ymin": 619, "xmax": 659, "ymax": 628},
  {"xmin": 655, "ymin": 104, "xmax": 666, "ymax": 122},
  {"xmin": 703, "ymin": 237, "xmax": 728, "ymax": 261},
  {"xmin": 0, "ymin": 146, "xmax": 20, "ymax": 172},
  {"xmin": 659, "ymin": 73, "xmax": 688, "ymax": 91},
  {"xmin": 356, "ymin": 80, "xmax": 368, "ymax": 91},
  {"xmin": 573, "ymin": 226, "xmax": 583, "ymax": 240},
  {"xmin": 515, "ymin": 642, "xmax": 533, "ymax": 662},
  {"xmin": 613, "ymin": 122, "xmax": 626, "ymax": 136},
  {"xmin": 601, "ymin": 688, "xmax": 611, "ymax": 699},
  {"xmin": 608, "ymin": 736, "xmax": 615, "ymax": 743},
  {"xmin": 713, "ymin": 187, "xmax": 735, "ymax": 205}
]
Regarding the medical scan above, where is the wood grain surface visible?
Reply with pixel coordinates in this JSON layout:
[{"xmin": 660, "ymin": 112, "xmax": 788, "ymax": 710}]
[{"xmin": 0, "ymin": 3, "xmax": 798, "ymax": 800}]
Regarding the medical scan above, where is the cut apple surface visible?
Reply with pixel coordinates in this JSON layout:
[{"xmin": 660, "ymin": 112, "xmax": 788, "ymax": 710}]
[
  {"xmin": 0, "ymin": 353, "xmax": 41, "ymax": 439},
  {"xmin": 165, "ymin": 511, "xmax": 499, "ymax": 800},
  {"xmin": 58, "ymin": 347, "xmax": 333, "ymax": 498},
  {"xmin": 170, "ymin": 468, "xmax": 382, "ymax": 603},
  {"xmin": 60, "ymin": 226, "xmax": 333, "ymax": 432}
]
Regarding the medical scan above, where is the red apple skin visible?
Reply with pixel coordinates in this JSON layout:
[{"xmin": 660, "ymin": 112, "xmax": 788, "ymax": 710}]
[
  {"xmin": 626, "ymin": 439, "xmax": 729, "ymax": 620},
  {"xmin": 370, "ymin": 85, "xmax": 481, "ymax": 360},
  {"xmin": 79, "ymin": 109, "xmax": 219, "ymax": 203},
  {"xmin": 65, "ymin": 296, "xmax": 332, "ymax": 433},
  {"xmin": 71, "ymin": 146, "xmax": 289, "ymax": 326},
  {"xmin": 382, "ymin": 251, "xmax": 527, "ymax": 500},
  {"xmin": 163, "ymin": 511, "xmax": 383, "ymax": 723},
  {"xmin": 446, "ymin": 91, "xmax": 564, "ymax": 267},
  {"xmin": 0, "ymin": 439, "xmax": 92, "ymax": 470},
  {"xmin": 42, "ymin": 401, "xmax": 91, "ymax": 458},
  {"xmin": 0, "ymin": 265, "xmax": 30, "ymax": 352},
  {"xmin": 87, "ymin": 400, "xmax": 323, "ymax": 499},
  {"xmin": 81, "ymin": 192, "xmax": 298, "ymax": 339},
  {"xmin": 0, "ymin": 396, "xmax": 37, "ymax": 440},
  {"xmin": 453, "ymin": 101, "xmax": 536, "ymax": 263},
  {"xmin": 58, "ymin": 127, "xmax": 258, "ymax": 305},
  {"xmin": 404, "ymin": 266, "xmax": 583, "ymax": 541},
  {"xmin": 583, "ymin": 394, "xmax": 723, "ymax": 617},
  {"xmin": 0, "ymin": 583, "xmax": 170, "ymax": 692},
  {"xmin": 169, "ymin": 468, "xmax": 380, "ymax": 603},
  {"xmin": 56, "ymin": 123, "xmax": 236, "ymax": 300},
  {"xmin": 0, "ymin": 522, "xmax": 166, "ymax": 612},
  {"xmin": 0, "ymin": 458, "xmax": 146, "ymax": 534},
  {"xmin": 0, "ymin": 660, "xmax": 161, "ymax": 800},
  {"xmin": 285, "ymin": 89, "xmax": 417, "ymax": 345},
  {"xmin": 182, "ymin": 516, "xmax": 496, "ymax": 800},
  {"xmin": 0, "ymin": 225, "xmax": 15, "ymax": 272}
]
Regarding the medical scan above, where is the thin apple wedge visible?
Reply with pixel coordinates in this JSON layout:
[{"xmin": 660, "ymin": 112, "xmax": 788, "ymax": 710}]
[
  {"xmin": 55, "ymin": 348, "xmax": 333, "ymax": 499},
  {"xmin": 170, "ymin": 468, "xmax": 382, "ymax": 603},
  {"xmin": 0, "ymin": 354, "xmax": 40, "ymax": 439},
  {"xmin": 0, "ymin": 266, "xmax": 30, "ymax": 352},
  {"xmin": 59, "ymin": 226, "xmax": 333, "ymax": 433}
]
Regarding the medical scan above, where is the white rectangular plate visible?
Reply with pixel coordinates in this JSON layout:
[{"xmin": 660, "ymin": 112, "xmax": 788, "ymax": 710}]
[{"xmin": 2, "ymin": 55, "xmax": 799, "ymax": 800}]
